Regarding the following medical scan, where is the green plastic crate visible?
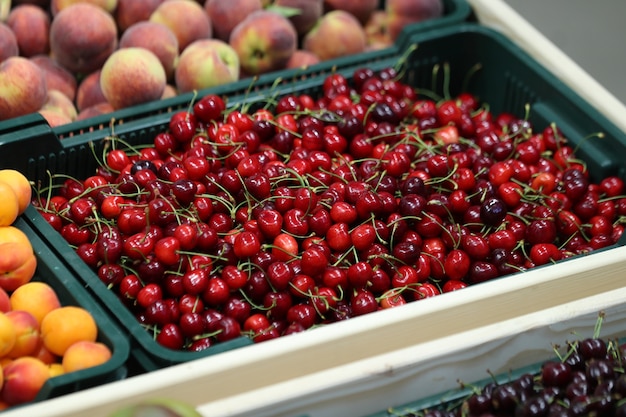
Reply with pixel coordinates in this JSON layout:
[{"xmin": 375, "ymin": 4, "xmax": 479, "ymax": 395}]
[
  {"xmin": 48, "ymin": 0, "xmax": 472, "ymax": 140},
  {"xmin": 10, "ymin": 217, "xmax": 130, "ymax": 403},
  {"xmin": 4, "ymin": 23, "xmax": 626, "ymax": 371}
]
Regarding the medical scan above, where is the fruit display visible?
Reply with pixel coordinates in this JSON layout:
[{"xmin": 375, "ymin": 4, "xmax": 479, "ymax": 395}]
[
  {"xmin": 0, "ymin": 0, "xmax": 472, "ymax": 128},
  {"xmin": 372, "ymin": 315, "xmax": 626, "ymax": 417},
  {"xmin": 0, "ymin": 169, "xmax": 129, "ymax": 410},
  {"xmin": 20, "ymin": 23, "xmax": 626, "ymax": 373}
]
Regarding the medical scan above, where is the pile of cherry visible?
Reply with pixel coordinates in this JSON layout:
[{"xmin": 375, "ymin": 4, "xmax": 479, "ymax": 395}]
[
  {"xmin": 387, "ymin": 329, "xmax": 626, "ymax": 417},
  {"xmin": 33, "ymin": 65, "xmax": 626, "ymax": 352}
]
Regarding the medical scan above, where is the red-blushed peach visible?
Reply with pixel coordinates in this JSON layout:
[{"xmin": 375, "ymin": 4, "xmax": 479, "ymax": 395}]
[
  {"xmin": 76, "ymin": 102, "xmax": 115, "ymax": 121},
  {"xmin": 323, "ymin": 0, "xmax": 378, "ymax": 24},
  {"xmin": 33, "ymin": 343, "xmax": 59, "ymax": 366},
  {"xmin": 161, "ymin": 84, "xmax": 177, "ymax": 99},
  {"xmin": 149, "ymin": 0, "xmax": 212, "ymax": 51},
  {"xmin": 76, "ymin": 70, "xmax": 107, "ymax": 112},
  {"xmin": 100, "ymin": 47, "xmax": 167, "ymax": 110},
  {"xmin": 30, "ymin": 54, "xmax": 77, "ymax": 102},
  {"xmin": 286, "ymin": 49, "xmax": 321, "ymax": 69},
  {"xmin": 0, "ymin": 56, "xmax": 47, "ymax": 121},
  {"xmin": 49, "ymin": 3, "xmax": 118, "ymax": 75},
  {"xmin": 1, "ymin": 356, "xmax": 50, "ymax": 405},
  {"xmin": 0, "ymin": 241, "xmax": 37, "ymax": 292},
  {"xmin": 38, "ymin": 109, "xmax": 72, "ymax": 128},
  {"xmin": 274, "ymin": 0, "xmax": 323, "ymax": 37},
  {"xmin": 38, "ymin": 110, "xmax": 72, "ymax": 129},
  {"xmin": 386, "ymin": 0, "xmax": 443, "ymax": 42},
  {"xmin": 204, "ymin": 0, "xmax": 263, "ymax": 42},
  {"xmin": 229, "ymin": 10, "xmax": 297, "ymax": 76},
  {"xmin": 119, "ymin": 21, "xmax": 179, "ymax": 81},
  {"xmin": 6, "ymin": 4, "xmax": 50, "ymax": 57},
  {"xmin": 364, "ymin": 10, "xmax": 393, "ymax": 50},
  {"xmin": 303, "ymin": 10, "xmax": 367, "ymax": 61},
  {"xmin": 174, "ymin": 39, "xmax": 239, "ymax": 93},
  {"xmin": 39, "ymin": 89, "xmax": 78, "ymax": 123},
  {"xmin": 51, "ymin": 0, "xmax": 118, "ymax": 15},
  {"xmin": 62, "ymin": 341, "xmax": 112, "ymax": 373},
  {"xmin": 4, "ymin": 310, "xmax": 41, "ymax": 358},
  {"xmin": 115, "ymin": 0, "xmax": 165, "ymax": 33},
  {"xmin": 0, "ymin": 287, "xmax": 10, "ymax": 313},
  {"xmin": 0, "ymin": 23, "xmax": 19, "ymax": 63}
]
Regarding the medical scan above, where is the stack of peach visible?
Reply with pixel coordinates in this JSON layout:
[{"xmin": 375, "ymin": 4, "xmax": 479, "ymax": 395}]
[
  {"xmin": 0, "ymin": 169, "xmax": 111, "ymax": 409},
  {"xmin": 0, "ymin": 0, "xmax": 443, "ymax": 127}
]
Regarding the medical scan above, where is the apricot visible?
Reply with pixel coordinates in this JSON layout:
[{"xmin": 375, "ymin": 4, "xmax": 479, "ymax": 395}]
[
  {"xmin": 62, "ymin": 341, "xmax": 111, "ymax": 373},
  {"xmin": 0, "ymin": 181, "xmax": 19, "ymax": 227},
  {"xmin": 0, "ymin": 169, "xmax": 32, "ymax": 215},
  {"xmin": 10, "ymin": 281, "xmax": 61, "ymax": 326},
  {"xmin": 0, "ymin": 313, "xmax": 16, "ymax": 358},
  {"xmin": 40, "ymin": 306, "xmax": 98, "ymax": 356}
]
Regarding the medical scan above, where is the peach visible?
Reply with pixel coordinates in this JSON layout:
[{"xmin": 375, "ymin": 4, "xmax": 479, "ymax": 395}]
[
  {"xmin": 62, "ymin": 341, "xmax": 112, "ymax": 373},
  {"xmin": 0, "ymin": 57, "xmax": 43, "ymax": 122},
  {"xmin": 0, "ymin": 241, "xmax": 37, "ymax": 292},
  {"xmin": 323, "ymin": 0, "xmax": 378, "ymax": 24},
  {"xmin": 364, "ymin": 10, "xmax": 393, "ymax": 49},
  {"xmin": 38, "ymin": 109, "xmax": 73, "ymax": 128},
  {"xmin": 4, "ymin": 310, "xmax": 41, "ymax": 358},
  {"xmin": 0, "ymin": 287, "xmax": 10, "ymax": 313},
  {"xmin": 149, "ymin": 0, "xmax": 212, "ymax": 51},
  {"xmin": 0, "ymin": 169, "xmax": 32, "ymax": 216},
  {"xmin": 115, "ymin": 0, "xmax": 165, "ymax": 33},
  {"xmin": 286, "ymin": 49, "xmax": 321, "ymax": 69},
  {"xmin": 161, "ymin": 84, "xmax": 177, "ymax": 99},
  {"xmin": 174, "ymin": 39, "xmax": 239, "ymax": 93},
  {"xmin": 229, "ymin": 10, "xmax": 298, "ymax": 76},
  {"xmin": 303, "ymin": 9, "xmax": 367, "ymax": 61},
  {"xmin": 1, "ymin": 356, "xmax": 50, "ymax": 405},
  {"xmin": 100, "ymin": 47, "xmax": 167, "ymax": 110},
  {"xmin": 49, "ymin": 3, "xmax": 118, "ymax": 75},
  {"xmin": 33, "ymin": 343, "xmax": 59, "ymax": 365},
  {"xmin": 39, "ymin": 89, "xmax": 78, "ymax": 123},
  {"xmin": 119, "ymin": 21, "xmax": 179, "ymax": 81},
  {"xmin": 6, "ymin": 4, "xmax": 50, "ymax": 57},
  {"xmin": 274, "ymin": 0, "xmax": 323, "ymax": 37},
  {"xmin": 386, "ymin": 0, "xmax": 444, "ymax": 42},
  {"xmin": 30, "ymin": 54, "xmax": 77, "ymax": 102},
  {"xmin": 76, "ymin": 102, "xmax": 115, "ymax": 121},
  {"xmin": 204, "ymin": 0, "xmax": 263, "ymax": 42},
  {"xmin": 51, "ymin": 0, "xmax": 118, "ymax": 15},
  {"xmin": 10, "ymin": 282, "xmax": 62, "ymax": 326},
  {"xmin": 76, "ymin": 70, "xmax": 107, "ymax": 112},
  {"xmin": 0, "ymin": 312, "xmax": 16, "ymax": 358},
  {"xmin": 0, "ymin": 23, "xmax": 18, "ymax": 63}
]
